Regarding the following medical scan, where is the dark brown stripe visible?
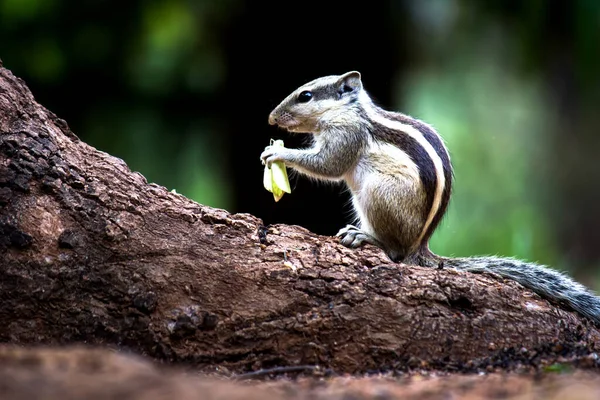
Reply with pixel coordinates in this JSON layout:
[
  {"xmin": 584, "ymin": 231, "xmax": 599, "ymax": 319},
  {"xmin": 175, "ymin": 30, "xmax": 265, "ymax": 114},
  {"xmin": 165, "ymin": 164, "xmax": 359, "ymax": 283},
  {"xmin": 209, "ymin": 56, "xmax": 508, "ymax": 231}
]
[
  {"xmin": 377, "ymin": 109, "xmax": 452, "ymax": 173},
  {"xmin": 371, "ymin": 108, "xmax": 454, "ymax": 245},
  {"xmin": 365, "ymin": 114, "xmax": 437, "ymax": 226}
]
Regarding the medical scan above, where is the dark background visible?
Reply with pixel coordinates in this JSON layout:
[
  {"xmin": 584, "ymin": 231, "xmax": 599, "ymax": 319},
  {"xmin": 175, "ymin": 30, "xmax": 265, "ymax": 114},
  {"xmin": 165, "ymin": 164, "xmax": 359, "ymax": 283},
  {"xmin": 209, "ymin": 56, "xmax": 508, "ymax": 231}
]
[{"xmin": 1, "ymin": 0, "xmax": 599, "ymax": 287}]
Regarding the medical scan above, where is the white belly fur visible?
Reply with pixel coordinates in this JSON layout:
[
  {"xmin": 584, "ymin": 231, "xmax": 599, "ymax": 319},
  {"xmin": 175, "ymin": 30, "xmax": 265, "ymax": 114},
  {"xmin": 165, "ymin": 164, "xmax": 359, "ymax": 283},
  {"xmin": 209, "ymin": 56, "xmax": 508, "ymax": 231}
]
[{"xmin": 343, "ymin": 142, "xmax": 422, "ymax": 239}]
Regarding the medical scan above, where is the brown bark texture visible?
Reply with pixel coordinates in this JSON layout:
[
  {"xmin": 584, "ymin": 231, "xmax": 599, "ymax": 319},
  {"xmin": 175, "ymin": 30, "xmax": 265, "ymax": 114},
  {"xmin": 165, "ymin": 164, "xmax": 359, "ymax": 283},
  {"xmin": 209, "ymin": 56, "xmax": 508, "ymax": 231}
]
[{"xmin": 1, "ymin": 63, "xmax": 599, "ymax": 378}]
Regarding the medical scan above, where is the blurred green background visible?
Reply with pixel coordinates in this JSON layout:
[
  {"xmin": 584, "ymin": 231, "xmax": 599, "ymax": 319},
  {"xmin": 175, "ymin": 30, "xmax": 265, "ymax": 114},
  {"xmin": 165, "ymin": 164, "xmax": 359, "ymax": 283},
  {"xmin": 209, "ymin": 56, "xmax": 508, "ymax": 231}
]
[{"xmin": 1, "ymin": 0, "xmax": 599, "ymax": 287}]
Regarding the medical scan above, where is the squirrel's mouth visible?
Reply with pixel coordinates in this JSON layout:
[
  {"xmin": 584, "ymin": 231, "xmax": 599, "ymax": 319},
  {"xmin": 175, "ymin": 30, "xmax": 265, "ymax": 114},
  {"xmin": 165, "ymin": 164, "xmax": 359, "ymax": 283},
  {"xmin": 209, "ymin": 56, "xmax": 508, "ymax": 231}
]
[
  {"xmin": 282, "ymin": 121, "xmax": 302, "ymax": 132},
  {"xmin": 269, "ymin": 111, "xmax": 316, "ymax": 134},
  {"xmin": 283, "ymin": 120, "xmax": 315, "ymax": 134}
]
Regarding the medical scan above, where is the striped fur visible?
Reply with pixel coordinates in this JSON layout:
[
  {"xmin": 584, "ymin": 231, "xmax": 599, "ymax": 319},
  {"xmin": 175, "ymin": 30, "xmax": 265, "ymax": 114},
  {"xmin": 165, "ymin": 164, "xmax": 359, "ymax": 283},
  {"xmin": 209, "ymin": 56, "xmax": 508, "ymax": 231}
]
[
  {"xmin": 357, "ymin": 91, "xmax": 449, "ymax": 250},
  {"xmin": 263, "ymin": 71, "xmax": 600, "ymax": 325},
  {"xmin": 377, "ymin": 110, "xmax": 453, "ymax": 245},
  {"xmin": 265, "ymin": 71, "xmax": 449, "ymax": 258}
]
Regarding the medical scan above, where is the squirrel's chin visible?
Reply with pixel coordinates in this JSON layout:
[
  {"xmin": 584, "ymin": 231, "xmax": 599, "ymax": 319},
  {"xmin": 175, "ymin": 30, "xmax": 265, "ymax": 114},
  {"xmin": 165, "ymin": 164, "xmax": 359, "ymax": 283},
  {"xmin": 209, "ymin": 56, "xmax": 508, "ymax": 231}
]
[
  {"xmin": 284, "ymin": 121, "xmax": 318, "ymax": 134},
  {"xmin": 283, "ymin": 124, "xmax": 303, "ymax": 133}
]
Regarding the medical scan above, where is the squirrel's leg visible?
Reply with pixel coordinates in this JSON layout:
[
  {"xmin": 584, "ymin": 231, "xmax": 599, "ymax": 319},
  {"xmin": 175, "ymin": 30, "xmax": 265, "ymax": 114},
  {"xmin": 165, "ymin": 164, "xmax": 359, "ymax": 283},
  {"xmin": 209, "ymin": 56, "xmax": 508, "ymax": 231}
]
[{"xmin": 338, "ymin": 172, "xmax": 426, "ymax": 263}]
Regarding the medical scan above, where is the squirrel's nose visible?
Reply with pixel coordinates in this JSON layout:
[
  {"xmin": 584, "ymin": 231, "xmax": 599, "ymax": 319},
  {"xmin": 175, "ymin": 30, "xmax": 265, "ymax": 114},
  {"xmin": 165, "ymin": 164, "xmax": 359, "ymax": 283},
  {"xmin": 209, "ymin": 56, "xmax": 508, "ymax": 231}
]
[{"xmin": 268, "ymin": 112, "xmax": 277, "ymax": 125}]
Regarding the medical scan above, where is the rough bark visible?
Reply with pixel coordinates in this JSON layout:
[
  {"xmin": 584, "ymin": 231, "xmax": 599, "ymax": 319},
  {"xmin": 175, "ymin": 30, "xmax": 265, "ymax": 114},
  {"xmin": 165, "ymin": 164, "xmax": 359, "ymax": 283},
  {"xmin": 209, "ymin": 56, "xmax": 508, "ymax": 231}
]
[{"xmin": 0, "ymin": 64, "xmax": 599, "ymax": 377}]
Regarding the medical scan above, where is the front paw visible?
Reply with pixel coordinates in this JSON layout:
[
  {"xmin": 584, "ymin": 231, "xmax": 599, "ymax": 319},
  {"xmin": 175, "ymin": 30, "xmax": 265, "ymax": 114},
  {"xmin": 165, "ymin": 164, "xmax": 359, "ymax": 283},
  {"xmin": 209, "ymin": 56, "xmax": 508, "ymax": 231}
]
[
  {"xmin": 260, "ymin": 146, "xmax": 290, "ymax": 168},
  {"xmin": 336, "ymin": 225, "xmax": 379, "ymax": 248}
]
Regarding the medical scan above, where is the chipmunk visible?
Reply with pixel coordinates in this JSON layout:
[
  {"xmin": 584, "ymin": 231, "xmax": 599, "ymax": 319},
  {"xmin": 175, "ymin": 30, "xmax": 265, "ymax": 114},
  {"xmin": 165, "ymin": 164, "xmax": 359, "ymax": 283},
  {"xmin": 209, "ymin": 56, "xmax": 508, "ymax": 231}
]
[{"xmin": 261, "ymin": 71, "xmax": 600, "ymax": 325}]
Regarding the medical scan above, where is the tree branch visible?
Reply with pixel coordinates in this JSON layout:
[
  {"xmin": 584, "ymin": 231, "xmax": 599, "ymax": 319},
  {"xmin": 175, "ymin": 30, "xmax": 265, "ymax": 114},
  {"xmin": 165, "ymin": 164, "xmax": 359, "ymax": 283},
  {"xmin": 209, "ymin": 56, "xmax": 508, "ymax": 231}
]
[{"xmin": 0, "ymin": 65, "xmax": 598, "ymax": 376}]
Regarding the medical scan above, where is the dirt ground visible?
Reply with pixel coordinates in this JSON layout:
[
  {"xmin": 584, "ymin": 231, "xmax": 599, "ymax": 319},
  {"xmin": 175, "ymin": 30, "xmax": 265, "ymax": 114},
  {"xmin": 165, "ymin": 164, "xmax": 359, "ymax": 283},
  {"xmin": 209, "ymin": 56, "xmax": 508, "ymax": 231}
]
[{"xmin": 1, "ymin": 345, "xmax": 600, "ymax": 400}]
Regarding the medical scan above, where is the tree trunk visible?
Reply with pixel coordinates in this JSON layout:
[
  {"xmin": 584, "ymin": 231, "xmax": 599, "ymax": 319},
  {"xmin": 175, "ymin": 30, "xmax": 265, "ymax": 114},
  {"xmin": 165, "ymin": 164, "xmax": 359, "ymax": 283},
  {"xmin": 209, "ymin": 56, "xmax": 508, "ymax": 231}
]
[{"xmin": 0, "ymin": 63, "xmax": 598, "ymax": 376}]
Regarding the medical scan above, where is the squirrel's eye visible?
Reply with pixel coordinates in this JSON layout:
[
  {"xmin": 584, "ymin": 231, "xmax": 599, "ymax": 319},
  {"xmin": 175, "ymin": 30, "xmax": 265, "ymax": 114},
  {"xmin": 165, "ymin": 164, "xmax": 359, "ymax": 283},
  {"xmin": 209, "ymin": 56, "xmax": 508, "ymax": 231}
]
[{"xmin": 297, "ymin": 91, "xmax": 313, "ymax": 103}]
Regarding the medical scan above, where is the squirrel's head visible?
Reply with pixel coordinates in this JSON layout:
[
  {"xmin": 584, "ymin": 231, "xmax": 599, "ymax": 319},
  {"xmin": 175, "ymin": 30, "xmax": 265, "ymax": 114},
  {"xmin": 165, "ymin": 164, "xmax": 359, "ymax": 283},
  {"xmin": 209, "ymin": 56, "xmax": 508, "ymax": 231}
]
[{"xmin": 268, "ymin": 71, "xmax": 363, "ymax": 134}]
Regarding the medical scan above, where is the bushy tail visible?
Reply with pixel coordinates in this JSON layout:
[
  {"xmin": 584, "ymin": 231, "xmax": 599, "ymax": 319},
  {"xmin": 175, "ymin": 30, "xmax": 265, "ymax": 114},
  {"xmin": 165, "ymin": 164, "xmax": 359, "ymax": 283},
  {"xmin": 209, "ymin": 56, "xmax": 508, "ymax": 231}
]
[{"xmin": 444, "ymin": 256, "xmax": 600, "ymax": 325}]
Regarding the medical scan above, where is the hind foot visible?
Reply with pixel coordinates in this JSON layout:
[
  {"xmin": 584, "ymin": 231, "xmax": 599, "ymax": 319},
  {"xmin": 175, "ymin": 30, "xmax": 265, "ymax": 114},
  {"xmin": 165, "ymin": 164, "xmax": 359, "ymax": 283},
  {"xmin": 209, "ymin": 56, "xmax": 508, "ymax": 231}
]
[{"xmin": 336, "ymin": 225, "xmax": 381, "ymax": 249}]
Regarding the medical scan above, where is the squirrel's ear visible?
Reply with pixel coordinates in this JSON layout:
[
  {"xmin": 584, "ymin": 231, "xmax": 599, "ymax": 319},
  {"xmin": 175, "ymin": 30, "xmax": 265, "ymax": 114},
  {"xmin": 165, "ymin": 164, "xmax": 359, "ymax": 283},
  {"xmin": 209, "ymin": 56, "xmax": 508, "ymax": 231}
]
[{"xmin": 337, "ymin": 71, "xmax": 362, "ymax": 94}]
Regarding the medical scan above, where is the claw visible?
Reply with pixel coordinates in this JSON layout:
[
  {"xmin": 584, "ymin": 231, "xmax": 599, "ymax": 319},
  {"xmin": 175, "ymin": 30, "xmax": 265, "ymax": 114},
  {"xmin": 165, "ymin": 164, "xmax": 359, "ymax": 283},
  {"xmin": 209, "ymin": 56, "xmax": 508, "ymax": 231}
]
[
  {"xmin": 260, "ymin": 147, "xmax": 276, "ymax": 168},
  {"xmin": 260, "ymin": 146, "xmax": 287, "ymax": 169},
  {"xmin": 336, "ymin": 224, "xmax": 359, "ymax": 237},
  {"xmin": 336, "ymin": 224, "xmax": 378, "ymax": 249}
]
